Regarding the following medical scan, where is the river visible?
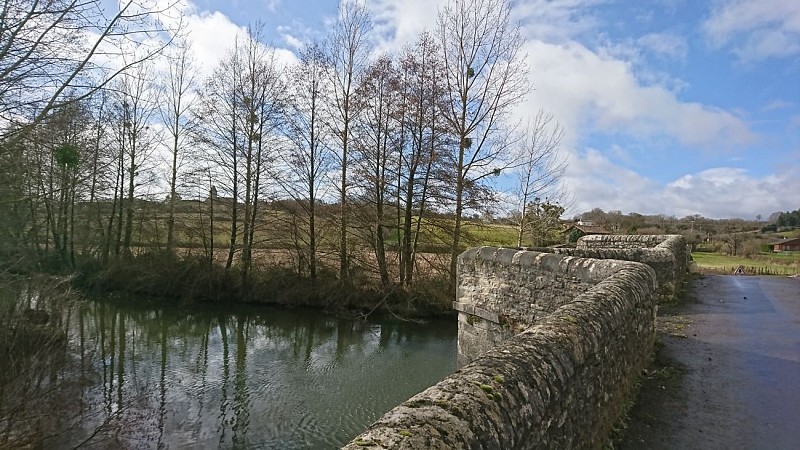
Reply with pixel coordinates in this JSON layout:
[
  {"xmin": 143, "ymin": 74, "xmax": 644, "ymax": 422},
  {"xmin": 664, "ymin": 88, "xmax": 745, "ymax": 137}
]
[{"xmin": 0, "ymin": 287, "xmax": 457, "ymax": 449}]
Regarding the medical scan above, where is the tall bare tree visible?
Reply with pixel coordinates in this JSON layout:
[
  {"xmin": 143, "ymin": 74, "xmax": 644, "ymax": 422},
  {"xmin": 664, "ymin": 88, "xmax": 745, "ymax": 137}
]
[
  {"xmin": 159, "ymin": 42, "xmax": 198, "ymax": 254},
  {"xmin": 514, "ymin": 110, "xmax": 566, "ymax": 247},
  {"xmin": 235, "ymin": 25, "xmax": 284, "ymax": 284},
  {"xmin": 194, "ymin": 28, "xmax": 283, "ymax": 281},
  {"xmin": 437, "ymin": 0, "xmax": 529, "ymax": 285},
  {"xmin": 195, "ymin": 39, "xmax": 244, "ymax": 270},
  {"xmin": 24, "ymin": 99, "xmax": 94, "ymax": 267},
  {"xmin": 85, "ymin": 91, "xmax": 111, "ymax": 258},
  {"xmin": 397, "ymin": 33, "xmax": 449, "ymax": 287},
  {"xmin": 113, "ymin": 63, "xmax": 159, "ymax": 257},
  {"xmin": 280, "ymin": 43, "xmax": 332, "ymax": 281},
  {"xmin": 352, "ymin": 56, "xmax": 400, "ymax": 289},
  {"xmin": 326, "ymin": 0, "xmax": 372, "ymax": 287}
]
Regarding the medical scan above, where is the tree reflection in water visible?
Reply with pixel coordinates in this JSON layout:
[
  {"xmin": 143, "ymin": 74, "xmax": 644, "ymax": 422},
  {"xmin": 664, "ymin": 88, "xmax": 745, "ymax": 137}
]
[{"xmin": 0, "ymin": 281, "xmax": 456, "ymax": 448}]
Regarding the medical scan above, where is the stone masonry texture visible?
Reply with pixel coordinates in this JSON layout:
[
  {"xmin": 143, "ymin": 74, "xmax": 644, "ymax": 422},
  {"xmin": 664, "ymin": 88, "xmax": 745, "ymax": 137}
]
[
  {"xmin": 342, "ymin": 235, "xmax": 687, "ymax": 450},
  {"xmin": 533, "ymin": 234, "xmax": 689, "ymax": 302}
]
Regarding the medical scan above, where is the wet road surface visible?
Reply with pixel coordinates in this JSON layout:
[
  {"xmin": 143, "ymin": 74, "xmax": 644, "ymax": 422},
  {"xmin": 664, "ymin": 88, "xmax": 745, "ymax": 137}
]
[{"xmin": 621, "ymin": 275, "xmax": 800, "ymax": 450}]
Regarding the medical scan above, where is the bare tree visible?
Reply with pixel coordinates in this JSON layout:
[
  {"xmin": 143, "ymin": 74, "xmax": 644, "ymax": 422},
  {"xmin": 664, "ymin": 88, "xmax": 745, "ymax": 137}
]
[
  {"xmin": 159, "ymin": 41, "xmax": 198, "ymax": 254},
  {"xmin": 194, "ymin": 28, "xmax": 283, "ymax": 281},
  {"xmin": 396, "ymin": 33, "xmax": 449, "ymax": 288},
  {"xmin": 18, "ymin": 99, "xmax": 95, "ymax": 268},
  {"xmin": 326, "ymin": 0, "xmax": 372, "ymax": 287},
  {"xmin": 514, "ymin": 110, "xmax": 566, "ymax": 247},
  {"xmin": 234, "ymin": 25, "xmax": 284, "ymax": 285},
  {"xmin": 437, "ymin": 0, "xmax": 529, "ymax": 285},
  {"xmin": 279, "ymin": 43, "xmax": 332, "ymax": 281},
  {"xmin": 85, "ymin": 91, "xmax": 112, "ymax": 258},
  {"xmin": 112, "ymin": 63, "xmax": 160, "ymax": 257},
  {"xmin": 0, "ymin": 0, "xmax": 182, "ymax": 143},
  {"xmin": 352, "ymin": 56, "xmax": 400, "ymax": 289},
  {"xmin": 195, "ymin": 39, "xmax": 244, "ymax": 270}
]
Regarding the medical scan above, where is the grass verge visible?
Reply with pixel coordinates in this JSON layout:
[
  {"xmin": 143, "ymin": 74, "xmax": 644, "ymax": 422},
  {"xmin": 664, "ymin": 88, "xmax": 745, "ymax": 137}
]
[{"xmin": 691, "ymin": 252, "xmax": 799, "ymax": 276}]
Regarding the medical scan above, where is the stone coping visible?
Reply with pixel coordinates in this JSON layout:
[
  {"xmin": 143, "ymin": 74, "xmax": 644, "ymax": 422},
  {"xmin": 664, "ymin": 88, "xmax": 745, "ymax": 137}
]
[{"xmin": 343, "ymin": 251, "xmax": 658, "ymax": 449}]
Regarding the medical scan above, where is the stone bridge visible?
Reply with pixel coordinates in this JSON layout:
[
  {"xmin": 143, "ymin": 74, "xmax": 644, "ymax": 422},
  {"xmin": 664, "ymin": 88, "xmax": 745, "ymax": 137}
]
[{"xmin": 344, "ymin": 235, "xmax": 689, "ymax": 450}]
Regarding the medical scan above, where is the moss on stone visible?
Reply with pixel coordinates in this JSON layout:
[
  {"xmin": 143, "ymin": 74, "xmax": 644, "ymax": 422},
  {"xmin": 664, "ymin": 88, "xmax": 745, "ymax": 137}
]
[{"xmin": 467, "ymin": 314, "xmax": 481, "ymax": 325}]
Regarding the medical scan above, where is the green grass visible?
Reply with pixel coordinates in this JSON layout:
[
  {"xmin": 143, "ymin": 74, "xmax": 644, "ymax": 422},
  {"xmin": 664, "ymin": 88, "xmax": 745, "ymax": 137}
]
[
  {"xmin": 462, "ymin": 223, "xmax": 519, "ymax": 247},
  {"xmin": 692, "ymin": 252, "xmax": 800, "ymax": 275}
]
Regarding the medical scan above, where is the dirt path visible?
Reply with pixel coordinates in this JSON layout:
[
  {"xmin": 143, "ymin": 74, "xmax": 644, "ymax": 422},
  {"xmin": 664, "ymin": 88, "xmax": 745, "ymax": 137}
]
[{"xmin": 620, "ymin": 275, "xmax": 800, "ymax": 450}]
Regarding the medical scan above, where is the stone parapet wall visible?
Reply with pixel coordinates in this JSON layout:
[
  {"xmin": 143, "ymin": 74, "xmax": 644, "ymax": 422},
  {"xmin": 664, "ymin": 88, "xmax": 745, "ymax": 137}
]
[
  {"xmin": 525, "ymin": 235, "xmax": 688, "ymax": 302},
  {"xmin": 573, "ymin": 234, "xmax": 688, "ymax": 301},
  {"xmin": 343, "ymin": 260, "xmax": 658, "ymax": 450},
  {"xmin": 577, "ymin": 234, "xmax": 672, "ymax": 250},
  {"xmin": 454, "ymin": 247, "xmax": 634, "ymax": 365},
  {"xmin": 343, "ymin": 235, "xmax": 689, "ymax": 450}
]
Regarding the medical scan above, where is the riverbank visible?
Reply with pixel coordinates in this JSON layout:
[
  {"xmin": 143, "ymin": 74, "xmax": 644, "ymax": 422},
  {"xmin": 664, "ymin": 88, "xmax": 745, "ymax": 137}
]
[{"xmin": 72, "ymin": 252, "xmax": 455, "ymax": 318}]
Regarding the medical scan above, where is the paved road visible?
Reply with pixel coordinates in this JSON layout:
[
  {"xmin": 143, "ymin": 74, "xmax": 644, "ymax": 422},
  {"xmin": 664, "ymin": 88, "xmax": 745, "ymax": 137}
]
[{"xmin": 621, "ymin": 275, "xmax": 800, "ymax": 450}]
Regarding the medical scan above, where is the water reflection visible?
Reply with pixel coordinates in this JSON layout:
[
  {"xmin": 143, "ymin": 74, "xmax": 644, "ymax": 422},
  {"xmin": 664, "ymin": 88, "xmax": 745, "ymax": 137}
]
[{"xmin": 24, "ymin": 294, "xmax": 456, "ymax": 448}]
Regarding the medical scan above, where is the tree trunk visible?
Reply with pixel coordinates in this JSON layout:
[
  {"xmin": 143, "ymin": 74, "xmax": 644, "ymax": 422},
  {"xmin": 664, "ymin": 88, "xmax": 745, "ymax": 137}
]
[
  {"xmin": 123, "ymin": 143, "xmax": 135, "ymax": 257},
  {"xmin": 226, "ymin": 118, "xmax": 239, "ymax": 270},
  {"xmin": 450, "ymin": 144, "xmax": 466, "ymax": 288},
  {"xmin": 166, "ymin": 119, "xmax": 179, "ymax": 253},
  {"xmin": 240, "ymin": 134, "xmax": 252, "ymax": 282},
  {"xmin": 114, "ymin": 146, "xmax": 125, "ymax": 258},
  {"xmin": 69, "ymin": 174, "xmax": 76, "ymax": 267},
  {"xmin": 339, "ymin": 118, "xmax": 349, "ymax": 285}
]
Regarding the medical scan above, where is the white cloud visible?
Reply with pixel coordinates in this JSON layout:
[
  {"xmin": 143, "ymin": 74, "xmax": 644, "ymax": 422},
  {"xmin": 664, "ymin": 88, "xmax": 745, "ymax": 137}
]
[
  {"xmin": 703, "ymin": 0, "xmax": 800, "ymax": 60},
  {"xmin": 182, "ymin": 9, "xmax": 248, "ymax": 75},
  {"xmin": 565, "ymin": 151, "xmax": 799, "ymax": 219},
  {"xmin": 368, "ymin": 0, "xmax": 607, "ymax": 53},
  {"xmin": 563, "ymin": 147, "xmax": 659, "ymax": 216},
  {"xmin": 513, "ymin": 0, "xmax": 606, "ymax": 42},
  {"xmin": 173, "ymin": 2, "xmax": 297, "ymax": 76},
  {"xmin": 592, "ymin": 38, "xmax": 689, "ymax": 94},
  {"xmin": 263, "ymin": 0, "xmax": 281, "ymax": 12},
  {"xmin": 637, "ymin": 32, "xmax": 687, "ymax": 61},
  {"xmin": 277, "ymin": 25, "xmax": 305, "ymax": 50},
  {"xmin": 283, "ymin": 33, "xmax": 303, "ymax": 50},
  {"xmin": 663, "ymin": 167, "xmax": 800, "ymax": 218},
  {"xmin": 762, "ymin": 99, "xmax": 795, "ymax": 111},
  {"xmin": 367, "ymin": 0, "xmax": 447, "ymax": 54},
  {"xmin": 522, "ymin": 40, "xmax": 754, "ymax": 149}
]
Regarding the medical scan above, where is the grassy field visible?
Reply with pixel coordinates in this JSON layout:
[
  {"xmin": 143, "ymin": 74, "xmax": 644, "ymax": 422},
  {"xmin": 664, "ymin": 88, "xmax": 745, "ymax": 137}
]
[
  {"xmin": 87, "ymin": 199, "xmax": 800, "ymax": 277},
  {"xmin": 166, "ymin": 211, "xmax": 523, "ymax": 253},
  {"xmin": 777, "ymin": 229, "xmax": 800, "ymax": 239},
  {"xmin": 691, "ymin": 252, "xmax": 800, "ymax": 276},
  {"xmin": 462, "ymin": 222, "xmax": 520, "ymax": 247}
]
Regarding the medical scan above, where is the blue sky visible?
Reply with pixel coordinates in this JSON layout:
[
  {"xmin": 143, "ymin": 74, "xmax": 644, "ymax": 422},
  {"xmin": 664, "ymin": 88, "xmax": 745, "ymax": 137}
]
[{"xmin": 172, "ymin": 0, "xmax": 799, "ymax": 220}]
